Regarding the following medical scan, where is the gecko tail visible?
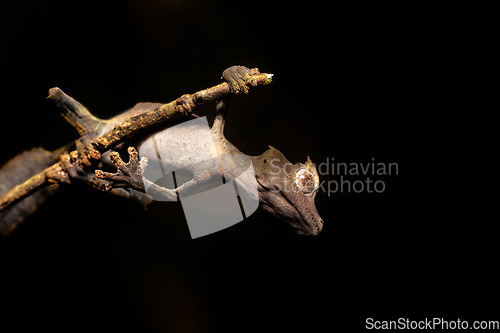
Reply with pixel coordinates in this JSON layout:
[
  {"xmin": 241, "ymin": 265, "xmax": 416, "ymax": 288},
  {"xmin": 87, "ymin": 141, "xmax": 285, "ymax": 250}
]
[{"xmin": 0, "ymin": 147, "xmax": 62, "ymax": 237}]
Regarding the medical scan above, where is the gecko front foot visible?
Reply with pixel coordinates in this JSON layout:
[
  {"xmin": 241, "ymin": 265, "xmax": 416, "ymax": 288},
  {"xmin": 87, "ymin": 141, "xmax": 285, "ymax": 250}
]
[
  {"xmin": 75, "ymin": 134, "xmax": 102, "ymax": 168},
  {"xmin": 222, "ymin": 65, "xmax": 260, "ymax": 95},
  {"xmin": 176, "ymin": 94, "xmax": 196, "ymax": 113},
  {"xmin": 95, "ymin": 147, "xmax": 147, "ymax": 192},
  {"xmin": 59, "ymin": 133, "xmax": 103, "ymax": 184}
]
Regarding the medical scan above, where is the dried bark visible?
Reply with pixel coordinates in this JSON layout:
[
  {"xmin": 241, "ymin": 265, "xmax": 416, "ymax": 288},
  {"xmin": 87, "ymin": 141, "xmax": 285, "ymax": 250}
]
[{"xmin": 0, "ymin": 71, "xmax": 273, "ymax": 215}]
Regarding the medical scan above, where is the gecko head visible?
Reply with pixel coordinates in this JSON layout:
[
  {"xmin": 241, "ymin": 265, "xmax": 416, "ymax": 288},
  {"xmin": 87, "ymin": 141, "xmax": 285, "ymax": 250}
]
[{"xmin": 252, "ymin": 147, "xmax": 323, "ymax": 236}]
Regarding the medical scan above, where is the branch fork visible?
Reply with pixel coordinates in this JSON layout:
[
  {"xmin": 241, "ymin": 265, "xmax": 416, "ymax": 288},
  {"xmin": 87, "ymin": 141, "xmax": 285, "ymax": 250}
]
[{"xmin": 0, "ymin": 68, "xmax": 273, "ymax": 213}]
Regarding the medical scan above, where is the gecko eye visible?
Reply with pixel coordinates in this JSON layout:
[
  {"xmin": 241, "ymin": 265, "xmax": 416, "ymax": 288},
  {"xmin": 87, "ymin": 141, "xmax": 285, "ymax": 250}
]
[{"xmin": 295, "ymin": 169, "xmax": 316, "ymax": 194}]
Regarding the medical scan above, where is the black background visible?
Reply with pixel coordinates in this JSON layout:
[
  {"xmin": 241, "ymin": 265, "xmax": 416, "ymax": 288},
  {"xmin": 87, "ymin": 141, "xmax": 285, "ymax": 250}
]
[{"xmin": 0, "ymin": 1, "xmax": 496, "ymax": 332}]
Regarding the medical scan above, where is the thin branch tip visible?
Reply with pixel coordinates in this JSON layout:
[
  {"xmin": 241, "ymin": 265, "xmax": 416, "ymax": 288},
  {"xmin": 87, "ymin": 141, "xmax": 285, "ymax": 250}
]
[{"xmin": 47, "ymin": 87, "xmax": 62, "ymax": 100}]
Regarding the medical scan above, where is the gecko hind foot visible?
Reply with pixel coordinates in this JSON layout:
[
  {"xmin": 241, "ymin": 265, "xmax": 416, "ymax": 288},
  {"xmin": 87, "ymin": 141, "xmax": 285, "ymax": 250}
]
[
  {"xmin": 59, "ymin": 133, "xmax": 102, "ymax": 183},
  {"xmin": 176, "ymin": 94, "xmax": 196, "ymax": 113},
  {"xmin": 95, "ymin": 147, "xmax": 147, "ymax": 192},
  {"xmin": 222, "ymin": 66, "xmax": 260, "ymax": 95},
  {"xmin": 75, "ymin": 134, "xmax": 102, "ymax": 168}
]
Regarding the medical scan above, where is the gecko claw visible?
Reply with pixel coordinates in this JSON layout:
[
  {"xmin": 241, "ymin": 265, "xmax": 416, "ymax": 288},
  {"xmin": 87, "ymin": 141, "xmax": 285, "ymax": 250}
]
[
  {"xmin": 176, "ymin": 94, "xmax": 196, "ymax": 113},
  {"xmin": 222, "ymin": 65, "xmax": 260, "ymax": 95},
  {"xmin": 75, "ymin": 134, "xmax": 102, "ymax": 168},
  {"xmin": 95, "ymin": 147, "xmax": 146, "ymax": 192}
]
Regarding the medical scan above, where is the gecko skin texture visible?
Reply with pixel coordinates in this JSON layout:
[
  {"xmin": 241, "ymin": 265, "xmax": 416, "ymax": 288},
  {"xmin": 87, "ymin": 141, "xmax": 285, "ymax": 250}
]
[{"xmin": 0, "ymin": 66, "xmax": 323, "ymax": 236}]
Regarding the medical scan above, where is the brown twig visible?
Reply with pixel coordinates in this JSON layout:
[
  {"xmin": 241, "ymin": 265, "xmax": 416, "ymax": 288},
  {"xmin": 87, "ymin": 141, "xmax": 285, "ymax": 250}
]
[
  {"xmin": 0, "ymin": 71, "xmax": 273, "ymax": 213},
  {"xmin": 0, "ymin": 163, "xmax": 69, "ymax": 214},
  {"xmin": 95, "ymin": 72, "xmax": 272, "ymax": 150}
]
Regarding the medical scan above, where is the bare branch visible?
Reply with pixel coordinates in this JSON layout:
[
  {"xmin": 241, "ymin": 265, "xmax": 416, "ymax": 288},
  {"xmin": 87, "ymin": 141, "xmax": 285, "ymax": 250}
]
[
  {"xmin": 0, "ymin": 163, "xmax": 68, "ymax": 213},
  {"xmin": 0, "ymin": 70, "xmax": 273, "ymax": 213},
  {"xmin": 47, "ymin": 87, "xmax": 103, "ymax": 135},
  {"xmin": 95, "ymin": 71, "xmax": 273, "ymax": 150}
]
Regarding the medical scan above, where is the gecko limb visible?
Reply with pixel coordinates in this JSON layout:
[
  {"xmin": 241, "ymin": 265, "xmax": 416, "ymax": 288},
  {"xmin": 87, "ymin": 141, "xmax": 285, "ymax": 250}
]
[
  {"xmin": 95, "ymin": 147, "xmax": 147, "ymax": 192},
  {"xmin": 222, "ymin": 66, "xmax": 260, "ymax": 95}
]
